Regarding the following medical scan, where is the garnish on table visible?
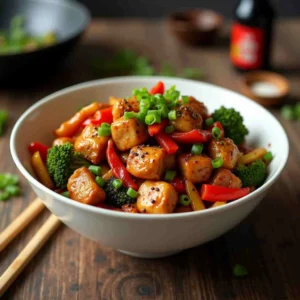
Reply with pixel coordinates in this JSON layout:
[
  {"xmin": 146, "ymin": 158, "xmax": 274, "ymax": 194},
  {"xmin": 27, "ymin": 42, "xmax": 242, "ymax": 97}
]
[
  {"xmin": 281, "ymin": 103, "xmax": 300, "ymax": 121},
  {"xmin": 0, "ymin": 110, "xmax": 8, "ymax": 136},
  {"xmin": 91, "ymin": 49, "xmax": 204, "ymax": 79},
  {"xmin": 0, "ymin": 173, "xmax": 20, "ymax": 201},
  {"xmin": 0, "ymin": 15, "xmax": 56, "ymax": 55},
  {"xmin": 233, "ymin": 264, "xmax": 249, "ymax": 277}
]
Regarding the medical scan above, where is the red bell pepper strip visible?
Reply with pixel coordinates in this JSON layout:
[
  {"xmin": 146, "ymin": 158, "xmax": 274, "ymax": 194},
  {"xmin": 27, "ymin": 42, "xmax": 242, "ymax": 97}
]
[
  {"xmin": 148, "ymin": 120, "xmax": 168, "ymax": 136},
  {"xmin": 170, "ymin": 129, "xmax": 212, "ymax": 144},
  {"xmin": 209, "ymin": 121, "xmax": 225, "ymax": 138},
  {"xmin": 200, "ymin": 185, "xmax": 250, "ymax": 202},
  {"xmin": 83, "ymin": 107, "xmax": 113, "ymax": 126},
  {"xmin": 149, "ymin": 81, "xmax": 165, "ymax": 95},
  {"xmin": 106, "ymin": 140, "xmax": 138, "ymax": 190},
  {"xmin": 171, "ymin": 177, "xmax": 186, "ymax": 193},
  {"xmin": 155, "ymin": 132, "xmax": 179, "ymax": 154},
  {"xmin": 28, "ymin": 142, "xmax": 49, "ymax": 162}
]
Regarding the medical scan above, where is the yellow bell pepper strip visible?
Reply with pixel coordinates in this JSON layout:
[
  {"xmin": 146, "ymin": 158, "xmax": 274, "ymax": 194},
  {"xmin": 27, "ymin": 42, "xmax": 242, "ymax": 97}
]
[
  {"xmin": 185, "ymin": 180, "xmax": 205, "ymax": 211},
  {"xmin": 238, "ymin": 148, "xmax": 267, "ymax": 165},
  {"xmin": 31, "ymin": 151, "xmax": 54, "ymax": 189},
  {"xmin": 211, "ymin": 201, "xmax": 227, "ymax": 208},
  {"xmin": 102, "ymin": 169, "xmax": 113, "ymax": 181},
  {"xmin": 54, "ymin": 102, "xmax": 102, "ymax": 138}
]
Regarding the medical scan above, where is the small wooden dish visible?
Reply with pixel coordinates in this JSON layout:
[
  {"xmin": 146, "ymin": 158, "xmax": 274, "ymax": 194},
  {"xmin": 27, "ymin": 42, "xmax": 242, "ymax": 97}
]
[
  {"xmin": 167, "ymin": 9, "xmax": 223, "ymax": 46},
  {"xmin": 240, "ymin": 71, "xmax": 290, "ymax": 106}
]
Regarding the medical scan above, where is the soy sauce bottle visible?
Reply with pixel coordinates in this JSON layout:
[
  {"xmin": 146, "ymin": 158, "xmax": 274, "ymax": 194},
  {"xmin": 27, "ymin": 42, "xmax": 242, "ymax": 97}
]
[{"xmin": 230, "ymin": 0, "xmax": 275, "ymax": 71}]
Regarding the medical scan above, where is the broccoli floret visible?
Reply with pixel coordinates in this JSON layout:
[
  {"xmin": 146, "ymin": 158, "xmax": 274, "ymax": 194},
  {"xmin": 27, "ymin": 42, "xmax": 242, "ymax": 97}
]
[
  {"xmin": 235, "ymin": 160, "xmax": 266, "ymax": 187},
  {"xmin": 103, "ymin": 177, "xmax": 137, "ymax": 207},
  {"xmin": 212, "ymin": 106, "xmax": 249, "ymax": 145},
  {"xmin": 47, "ymin": 143, "xmax": 90, "ymax": 189}
]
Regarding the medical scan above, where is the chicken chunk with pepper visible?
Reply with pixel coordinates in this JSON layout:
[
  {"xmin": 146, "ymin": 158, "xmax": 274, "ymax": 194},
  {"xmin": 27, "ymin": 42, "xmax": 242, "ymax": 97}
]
[
  {"xmin": 210, "ymin": 168, "xmax": 242, "ymax": 188},
  {"xmin": 171, "ymin": 104, "xmax": 203, "ymax": 132},
  {"xmin": 127, "ymin": 146, "xmax": 166, "ymax": 180},
  {"xmin": 208, "ymin": 138, "xmax": 241, "ymax": 169},
  {"xmin": 67, "ymin": 167, "xmax": 106, "ymax": 205},
  {"xmin": 137, "ymin": 181, "xmax": 178, "ymax": 214},
  {"xmin": 178, "ymin": 153, "xmax": 213, "ymax": 183},
  {"xmin": 74, "ymin": 124, "xmax": 109, "ymax": 164},
  {"xmin": 111, "ymin": 117, "xmax": 149, "ymax": 151},
  {"xmin": 112, "ymin": 97, "xmax": 139, "ymax": 121}
]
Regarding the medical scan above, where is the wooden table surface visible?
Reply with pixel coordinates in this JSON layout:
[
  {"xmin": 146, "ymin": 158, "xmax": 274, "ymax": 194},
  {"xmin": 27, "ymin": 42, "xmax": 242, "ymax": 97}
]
[{"xmin": 1, "ymin": 19, "xmax": 300, "ymax": 300}]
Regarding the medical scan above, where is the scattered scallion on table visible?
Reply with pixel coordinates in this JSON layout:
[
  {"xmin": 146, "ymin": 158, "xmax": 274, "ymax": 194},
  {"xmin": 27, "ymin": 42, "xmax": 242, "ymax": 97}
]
[
  {"xmin": 0, "ymin": 173, "xmax": 20, "ymax": 201},
  {"xmin": 233, "ymin": 264, "xmax": 249, "ymax": 277},
  {"xmin": 90, "ymin": 49, "xmax": 204, "ymax": 79},
  {"xmin": 281, "ymin": 103, "xmax": 300, "ymax": 121},
  {"xmin": 0, "ymin": 110, "xmax": 8, "ymax": 136}
]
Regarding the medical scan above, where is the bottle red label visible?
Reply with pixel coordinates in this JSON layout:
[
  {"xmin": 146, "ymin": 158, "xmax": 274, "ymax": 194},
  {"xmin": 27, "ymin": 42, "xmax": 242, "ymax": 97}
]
[{"xmin": 230, "ymin": 23, "xmax": 264, "ymax": 70}]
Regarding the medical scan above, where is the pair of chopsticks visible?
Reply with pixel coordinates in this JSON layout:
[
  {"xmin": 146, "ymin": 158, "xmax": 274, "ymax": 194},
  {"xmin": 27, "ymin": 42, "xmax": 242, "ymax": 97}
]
[{"xmin": 0, "ymin": 198, "xmax": 61, "ymax": 297}]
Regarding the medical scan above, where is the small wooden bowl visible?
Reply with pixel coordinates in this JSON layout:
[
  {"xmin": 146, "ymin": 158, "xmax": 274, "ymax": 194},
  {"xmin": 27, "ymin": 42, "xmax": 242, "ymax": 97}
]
[
  {"xmin": 167, "ymin": 9, "xmax": 223, "ymax": 46},
  {"xmin": 240, "ymin": 71, "xmax": 290, "ymax": 106}
]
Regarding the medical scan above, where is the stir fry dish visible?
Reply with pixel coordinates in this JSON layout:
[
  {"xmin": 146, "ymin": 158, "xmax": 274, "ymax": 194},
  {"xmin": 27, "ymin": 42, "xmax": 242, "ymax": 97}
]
[
  {"xmin": 0, "ymin": 16, "xmax": 56, "ymax": 55},
  {"xmin": 28, "ymin": 81, "xmax": 273, "ymax": 214}
]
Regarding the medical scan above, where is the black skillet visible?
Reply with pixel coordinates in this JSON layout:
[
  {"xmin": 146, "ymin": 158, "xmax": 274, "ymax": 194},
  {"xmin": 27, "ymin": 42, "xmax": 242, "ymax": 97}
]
[{"xmin": 0, "ymin": 0, "xmax": 90, "ymax": 85}]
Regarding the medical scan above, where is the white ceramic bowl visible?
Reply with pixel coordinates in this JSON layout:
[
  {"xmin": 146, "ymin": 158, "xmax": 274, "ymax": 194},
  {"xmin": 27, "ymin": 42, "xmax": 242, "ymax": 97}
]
[{"xmin": 10, "ymin": 76, "xmax": 289, "ymax": 258}]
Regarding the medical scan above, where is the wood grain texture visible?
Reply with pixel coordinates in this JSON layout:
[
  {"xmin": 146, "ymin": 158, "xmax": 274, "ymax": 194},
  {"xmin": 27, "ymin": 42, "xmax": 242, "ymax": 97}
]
[{"xmin": 1, "ymin": 19, "xmax": 300, "ymax": 300}]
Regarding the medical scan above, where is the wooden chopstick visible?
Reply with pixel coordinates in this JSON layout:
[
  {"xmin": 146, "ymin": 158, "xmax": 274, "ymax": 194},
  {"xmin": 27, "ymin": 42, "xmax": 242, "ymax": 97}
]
[
  {"xmin": 0, "ymin": 214, "xmax": 61, "ymax": 297},
  {"xmin": 0, "ymin": 198, "xmax": 45, "ymax": 252}
]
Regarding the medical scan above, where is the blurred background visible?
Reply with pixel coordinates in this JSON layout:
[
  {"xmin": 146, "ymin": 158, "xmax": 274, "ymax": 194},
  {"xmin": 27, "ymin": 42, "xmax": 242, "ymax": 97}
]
[{"xmin": 79, "ymin": 0, "xmax": 300, "ymax": 18}]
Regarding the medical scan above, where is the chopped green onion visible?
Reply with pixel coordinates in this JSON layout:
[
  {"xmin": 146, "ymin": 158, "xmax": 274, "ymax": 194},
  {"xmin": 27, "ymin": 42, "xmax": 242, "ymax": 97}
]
[
  {"xmin": 0, "ymin": 173, "xmax": 19, "ymax": 189},
  {"xmin": 295, "ymin": 103, "xmax": 300, "ymax": 120},
  {"xmin": 263, "ymin": 151, "xmax": 273, "ymax": 163},
  {"xmin": 88, "ymin": 165, "xmax": 102, "ymax": 176},
  {"xmin": 95, "ymin": 176, "xmax": 105, "ymax": 188},
  {"xmin": 0, "ymin": 110, "xmax": 8, "ymax": 136},
  {"xmin": 101, "ymin": 122, "xmax": 111, "ymax": 128},
  {"xmin": 164, "ymin": 85, "xmax": 180, "ymax": 102},
  {"xmin": 145, "ymin": 114, "xmax": 156, "ymax": 125},
  {"xmin": 145, "ymin": 110, "xmax": 161, "ymax": 125},
  {"xmin": 168, "ymin": 110, "xmax": 177, "ymax": 120},
  {"xmin": 191, "ymin": 144, "xmax": 204, "ymax": 155},
  {"xmin": 61, "ymin": 191, "xmax": 70, "ymax": 198},
  {"xmin": 180, "ymin": 194, "xmax": 191, "ymax": 206},
  {"xmin": 127, "ymin": 187, "xmax": 138, "ymax": 198},
  {"xmin": 165, "ymin": 125, "xmax": 175, "ymax": 134},
  {"xmin": 113, "ymin": 179, "xmax": 123, "ymax": 190},
  {"xmin": 159, "ymin": 105, "xmax": 169, "ymax": 118},
  {"xmin": 140, "ymin": 99, "xmax": 150, "ymax": 112},
  {"xmin": 281, "ymin": 105, "xmax": 294, "ymax": 120},
  {"xmin": 233, "ymin": 264, "xmax": 248, "ymax": 277},
  {"xmin": 136, "ymin": 112, "xmax": 147, "ymax": 122},
  {"xmin": 152, "ymin": 94, "xmax": 166, "ymax": 104},
  {"xmin": 164, "ymin": 170, "xmax": 176, "ymax": 182},
  {"xmin": 212, "ymin": 127, "xmax": 221, "ymax": 139},
  {"xmin": 205, "ymin": 117, "xmax": 214, "ymax": 127},
  {"xmin": 0, "ymin": 191, "xmax": 10, "ymax": 201},
  {"xmin": 4, "ymin": 185, "xmax": 20, "ymax": 196},
  {"xmin": 182, "ymin": 96, "xmax": 189, "ymax": 104},
  {"xmin": 212, "ymin": 157, "xmax": 223, "ymax": 168},
  {"xmin": 98, "ymin": 124, "xmax": 111, "ymax": 136},
  {"xmin": 124, "ymin": 111, "xmax": 136, "ymax": 119}
]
